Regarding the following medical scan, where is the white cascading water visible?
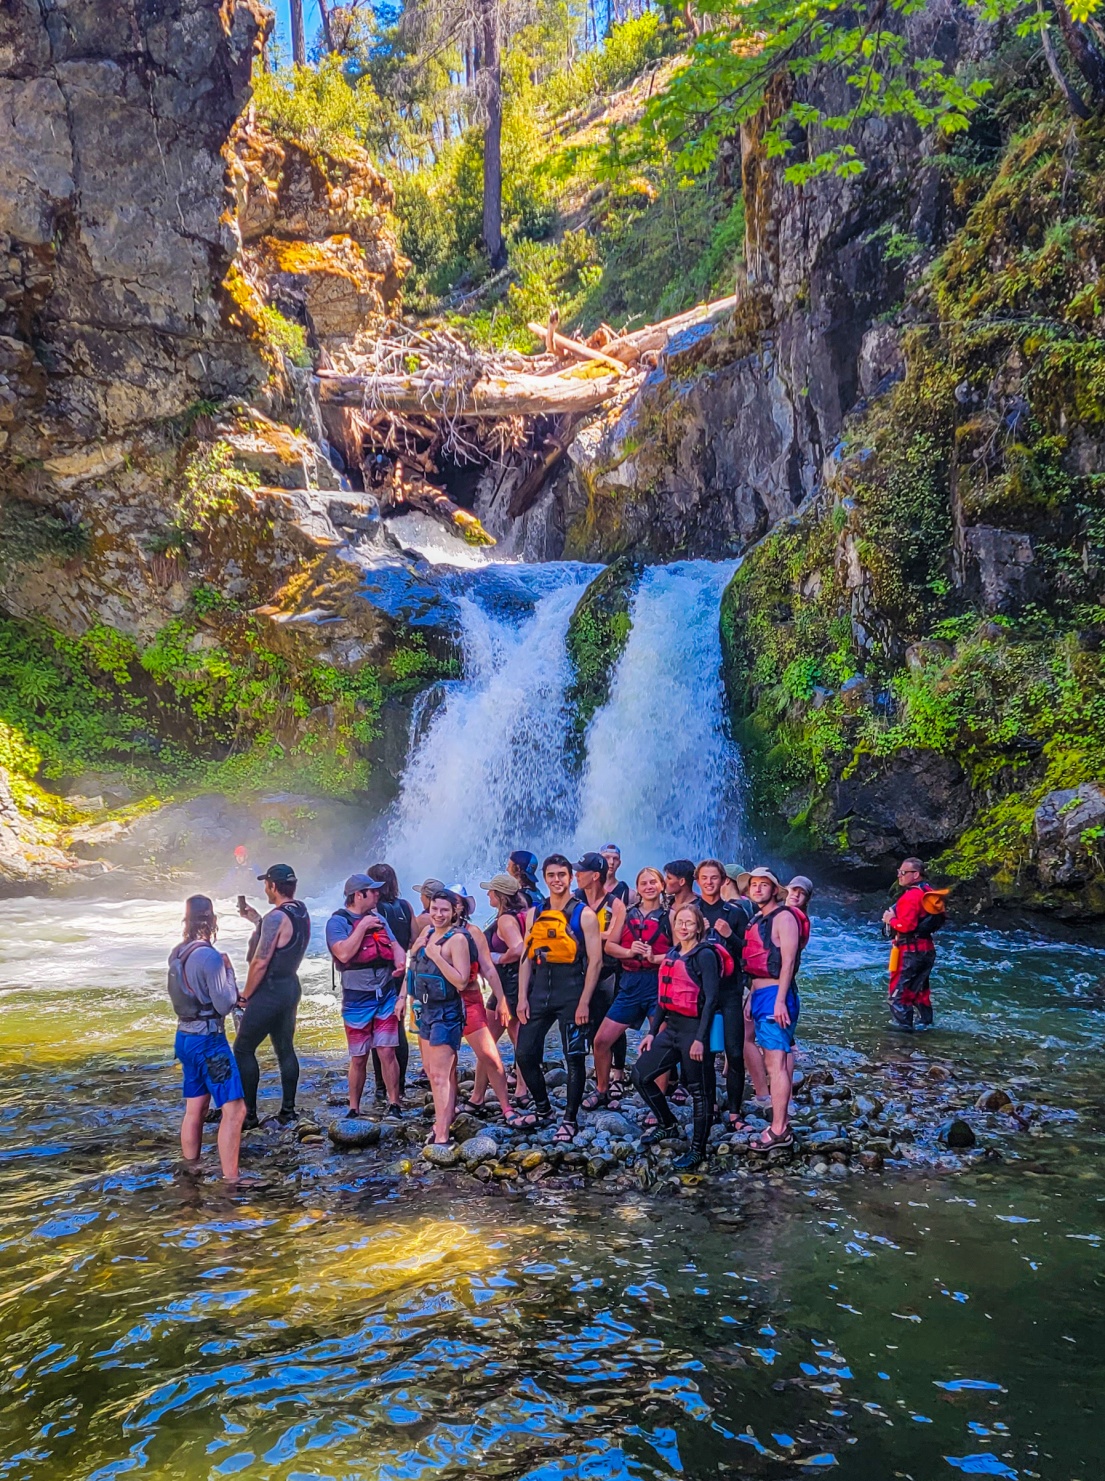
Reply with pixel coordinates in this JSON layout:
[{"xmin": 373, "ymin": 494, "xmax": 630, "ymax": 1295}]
[
  {"xmin": 384, "ymin": 564, "xmax": 598, "ymax": 888},
  {"xmin": 384, "ymin": 550, "xmax": 745, "ymax": 894},
  {"xmin": 572, "ymin": 560, "xmax": 744, "ymax": 869}
]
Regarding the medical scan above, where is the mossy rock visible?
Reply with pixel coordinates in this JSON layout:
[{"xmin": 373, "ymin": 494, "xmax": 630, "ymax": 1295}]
[{"xmin": 564, "ymin": 556, "xmax": 642, "ymax": 766}]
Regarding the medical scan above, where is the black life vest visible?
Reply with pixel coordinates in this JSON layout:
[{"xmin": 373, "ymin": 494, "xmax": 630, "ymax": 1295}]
[
  {"xmin": 167, "ymin": 941, "xmax": 219, "ymax": 1023},
  {"xmin": 409, "ymin": 930, "xmax": 463, "ymax": 1006}
]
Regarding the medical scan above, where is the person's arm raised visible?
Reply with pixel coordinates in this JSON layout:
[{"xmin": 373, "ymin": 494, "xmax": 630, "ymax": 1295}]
[{"xmin": 242, "ymin": 909, "xmax": 287, "ymax": 1000}]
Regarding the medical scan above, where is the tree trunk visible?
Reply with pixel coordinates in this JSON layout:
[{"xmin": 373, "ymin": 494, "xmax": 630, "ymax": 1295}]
[
  {"xmin": 1038, "ymin": 0, "xmax": 1090, "ymax": 117},
  {"xmin": 316, "ymin": 0, "xmax": 332, "ymax": 53},
  {"xmin": 316, "ymin": 369, "xmax": 623, "ymax": 417},
  {"xmin": 289, "ymin": 0, "xmax": 307, "ymax": 65},
  {"xmin": 1055, "ymin": 1, "xmax": 1105, "ymax": 99},
  {"xmin": 480, "ymin": 0, "xmax": 506, "ymax": 269}
]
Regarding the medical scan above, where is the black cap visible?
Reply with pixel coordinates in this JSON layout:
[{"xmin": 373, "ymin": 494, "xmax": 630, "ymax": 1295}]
[
  {"xmin": 258, "ymin": 863, "xmax": 297, "ymax": 885},
  {"xmin": 575, "ymin": 851, "xmax": 607, "ymax": 875}
]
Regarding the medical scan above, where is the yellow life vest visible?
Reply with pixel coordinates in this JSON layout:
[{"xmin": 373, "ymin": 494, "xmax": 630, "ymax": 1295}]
[{"xmin": 526, "ymin": 901, "xmax": 585, "ymax": 965}]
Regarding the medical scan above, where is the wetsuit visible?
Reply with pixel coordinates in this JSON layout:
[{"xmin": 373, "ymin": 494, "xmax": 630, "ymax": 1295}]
[
  {"xmin": 632, "ymin": 943, "xmax": 720, "ymax": 1162},
  {"xmin": 234, "ymin": 899, "xmax": 311, "ymax": 1120},
  {"xmin": 575, "ymin": 887, "xmax": 625, "ymax": 1073},
  {"xmin": 887, "ymin": 883, "xmax": 938, "ymax": 1028},
  {"xmin": 700, "ymin": 896, "xmax": 753, "ymax": 1119},
  {"xmin": 516, "ymin": 901, "xmax": 591, "ymax": 1123},
  {"xmin": 373, "ymin": 897, "xmax": 414, "ymax": 1099}
]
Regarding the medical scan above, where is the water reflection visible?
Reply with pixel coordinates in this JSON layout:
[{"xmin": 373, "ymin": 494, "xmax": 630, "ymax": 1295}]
[{"xmin": 0, "ymin": 897, "xmax": 1101, "ymax": 1478}]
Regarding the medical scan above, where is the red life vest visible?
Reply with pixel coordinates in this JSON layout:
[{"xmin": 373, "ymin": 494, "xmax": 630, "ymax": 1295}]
[
  {"xmin": 658, "ymin": 949, "xmax": 703, "ymax": 1017},
  {"xmin": 790, "ymin": 906, "xmax": 811, "ymax": 951},
  {"xmin": 742, "ymin": 905, "xmax": 800, "ymax": 980},
  {"xmin": 620, "ymin": 906, "xmax": 671, "ymax": 968},
  {"xmin": 330, "ymin": 910, "xmax": 394, "ymax": 972}
]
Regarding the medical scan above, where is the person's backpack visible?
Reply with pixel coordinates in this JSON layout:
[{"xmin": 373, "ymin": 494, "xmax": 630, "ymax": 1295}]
[
  {"xmin": 167, "ymin": 941, "xmax": 218, "ymax": 1022},
  {"xmin": 915, "ymin": 887, "xmax": 950, "ymax": 937}
]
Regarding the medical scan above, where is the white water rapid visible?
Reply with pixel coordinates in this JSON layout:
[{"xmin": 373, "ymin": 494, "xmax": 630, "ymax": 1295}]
[
  {"xmin": 572, "ymin": 559, "xmax": 744, "ymax": 866},
  {"xmin": 384, "ymin": 557, "xmax": 745, "ymax": 895},
  {"xmin": 384, "ymin": 564, "xmax": 599, "ymax": 888}
]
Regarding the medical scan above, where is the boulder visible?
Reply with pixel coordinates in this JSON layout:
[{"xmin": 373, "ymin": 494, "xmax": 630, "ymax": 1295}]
[
  {"xmin": 328, "ymin": 1118, "xmax": 382, "ymax": 1150},
  {"xmin": 458, "ymin": 1135, "xmax": 499, "ymax": 1166},
  {"xmin": 1033, "ymin": 784, "xmax": 1105, "ymax": 890},
  {"xmin": 821, "ymin": 749, "xmax": 973, "ymax": 871},
  {"xmin": 941, "ymin": 1118, "xmax": 977, "ymax": 1150},
  {"xmin": 975, "ymin": 1088, "xmax": 1014, "ymax": 1113},
  {"xmin": 587, "ymin": 1110, "xmax": 637, "ymax": 1138},
  {"xmin": 422, "ymin": 1142, "xmax": 460, "ymax": 1168}
]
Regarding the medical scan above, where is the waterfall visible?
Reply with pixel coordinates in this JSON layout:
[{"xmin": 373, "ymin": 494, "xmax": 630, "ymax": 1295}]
[
  {"xmin": 572, "ymin": 560, "xmax": 744, "ymax": 869},
  {"xmin": 384, "ymin": 555, "xmax": 745, "ymax": 895},
  {"xmin": 384, "ymin": 562, "xmax": 599, "ymax": 889}
]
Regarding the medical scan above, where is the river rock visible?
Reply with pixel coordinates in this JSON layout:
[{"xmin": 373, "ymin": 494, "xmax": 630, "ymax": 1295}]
[
  {"xmin": 458, "ymin": 1135, "xmax": 499, "ymax": 1165},
  {"xmin": 544, "ymin": 1067, "xmax": 569, "ymax": 1089},
  {"xmin": 976, "ymin": 1087, "xmax": 1014, "ymax": 1112},
  {"xmin": 520, "ymin": 1150, "xmax": 545, "ymax": 1171},
  {"xmin": 587, "ymin": 1156, "xmax": 618, "ymax": 1179},
  {"xmin": 941, "ymin": 1118, "xmax": 977, "ymax": 1150},
  {"xmin": 854, "ymin": 1095, "xmax": 883, "ymax": 1118},
  {"xmin": 588, "ymin": 1110, "xmax": 636, "ymax": 1137},
  {"xmin": 422, "ymin": 1142, "xmax": 461, "ymax": 1167},
  {"xmin": 328, "ymin": 1118, "xmax": 382, "ymax": 1150},
  {"xmin": 474, "ymin": 1163, "xmax": 493, "ymax": 1182},
  {"xmin": 859, "ymin": 1150, "xmax": 884, "ymax": 1171},
  {"xmin": 448, "ymin": 1113, "xmax": 484, "ymax": 1143},
  {"xmin": 491, "ymin": 1162, "xmax": 519, "ymax": 1179}
]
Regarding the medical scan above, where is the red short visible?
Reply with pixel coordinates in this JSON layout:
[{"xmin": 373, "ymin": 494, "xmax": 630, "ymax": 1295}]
[
  {"xmin": 344, "ymin": 1016, "xmax": 399, "ymax": 1056},
  {"xmin": 461, "ymin": 985, "xmax": 488, "ymax": 1037}
]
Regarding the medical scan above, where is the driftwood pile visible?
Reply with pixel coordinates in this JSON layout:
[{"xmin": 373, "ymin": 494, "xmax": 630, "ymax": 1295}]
[{"xmin": 315, "ymin": 295, "xmax": 735, "ymax": 545}]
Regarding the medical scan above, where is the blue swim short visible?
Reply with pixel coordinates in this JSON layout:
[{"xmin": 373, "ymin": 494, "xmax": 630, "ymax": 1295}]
[
  {"xmin": 750, "ymin": 985, "xmax": 800, "ymax": 1053},
  {"xmin": 416, "ymin": 1000, "xmax": 464, "ymax": 1053},
  {"xmin": 607, "ymin": 969, "xmax": 659, "ymax": 1031},
  {"xmin": 175, "ymin": 1029, "xmax": 244, "ymax": 1107}
]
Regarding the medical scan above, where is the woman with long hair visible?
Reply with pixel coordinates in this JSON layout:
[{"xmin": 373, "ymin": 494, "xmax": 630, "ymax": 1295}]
[
  {"xmin": 631, "ymin": 901, "xmax": 720, "ymax": 1170},
  {"xmin": 448, "ymin": 885, "xmax": 521, "ymax": 1124},
  {"xmin": 366, "ymin": 862, "xmax": 415, "ymax": 1105},
  {"xmin": 587, "ymin": 866, "xmax": 670, "ymax": 1109},
  {"xmin": 408, "ymin": 892, "xmax": 471, "ymax": 1147},
  {"xmin": 471, "ymin": 873, "xmax": 530, "ymax": 1105},
  {"xmin": 169, "ymin": 895, "xmax": 247, "ymax": 1180}
]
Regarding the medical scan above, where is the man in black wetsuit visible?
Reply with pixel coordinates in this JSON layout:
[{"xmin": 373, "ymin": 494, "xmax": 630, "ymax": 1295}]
[
  {"xmin": 235, "ymin": 863, "xmax": 312, "ymax": 1128},
  {"xmin": 695, "ymin": 858, "xmax": 753, "ymax": 1129}
]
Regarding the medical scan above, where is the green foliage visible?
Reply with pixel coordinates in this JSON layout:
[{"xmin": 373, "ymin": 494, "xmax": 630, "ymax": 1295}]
[
  {"xmin": 0, "ymin": 499, "xmax": 89, "ymax": 577},
  {"xmin": 565, "ymin": 557, "xmax": 641, "ymax": 763},
  {"xmin": 540, "ymin": 13, "xmax": 671, "ymax": 117},
  {"xmin": 253, "ymin": 55, "xmax": 390, "ymax": 157},
  {"xmin": 257, "ymin": 304, "xmax": 311, "ymax": 367}
]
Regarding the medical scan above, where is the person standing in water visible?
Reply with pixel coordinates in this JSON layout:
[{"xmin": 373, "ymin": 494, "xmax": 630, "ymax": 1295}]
[
  {"xmin": 516, "ymin": 854, "xmax": 602, "ymax": 1141},
  {"xmin": 409, "ymin": 891, "xmax": 471, "ymax": 1147},
  {"xmin": 742, "ymin": 867, "xmax": 801, "ymax": 1149},
  {"xmin": 883, "ymin": 857, "xmax": 944, "ymax": 1030},
  {"xmin": 325, "ymin": 874, "xmax": 407, "ymax": 1119},
  {"xmin": 366, "ymin": 863, "xmax": 415, "ymax": 1105},
  {"xmin": 235, "ymin": 863, "xmax": 311, "ymax": 1128},
  {"xmin": 696, "ymin": 858, "xmax": 751, "ymax": 1130},
  {"xmin": 590, "ymin": 866, "xmax": 671, "ymax": 1107},
  {"xmin": 632, "ymin": 901, "xmax": 720, "ymax": 1170},
  {"xmin": 169, "ymin": 895, "xmax": 247, "ymax": 1181}
]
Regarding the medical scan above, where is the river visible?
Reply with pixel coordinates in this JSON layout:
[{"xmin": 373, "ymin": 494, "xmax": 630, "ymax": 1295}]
[{"xmin": 0, "ymin": 537, "xmax": 1102, "ymax": 1478}]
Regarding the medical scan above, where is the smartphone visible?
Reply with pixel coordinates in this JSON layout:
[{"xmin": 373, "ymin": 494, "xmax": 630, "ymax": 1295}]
[{"xmin": 237, "ymin": 894, "xmax": 247, "ymax": 914}]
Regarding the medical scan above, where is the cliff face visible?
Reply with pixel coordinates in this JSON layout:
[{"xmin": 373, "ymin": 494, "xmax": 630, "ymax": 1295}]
[{"xmin": 557, "ymin": 6, "xmax": 986, "ymax": 562}]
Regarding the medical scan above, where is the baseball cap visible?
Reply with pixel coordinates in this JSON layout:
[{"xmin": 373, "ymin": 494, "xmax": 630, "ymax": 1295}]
[
  {"xmin": 788, "ymin": 874, "xmax": 815, "ymax": 896},
  {"xmin": 601, "ymin": 843, "xmax": 621, "ymax": 855},
  {"xmin": 257, "ymin": 863, "xmax": 296, "ymax": 885},
  {"xmin": 575, "ymin": 851, "xmax": 607, "ymax": 875},
  {"xmin": 508, "ymin": 850, "xmax": 539, "ymax": 880},
  {"xmin": 480, "ymin": 872, "xmax": 521, "ymax": 895},
  {"xmin": 748, "ymin": 866, "xmax": 781, "ymax": 887},
  {"xmin": 416, "ymin": 877, "xmax": 445, "ymax": 897},
  {"xmin": 343, "ymin": 872, "xmax": 379, "ymax": 897}
]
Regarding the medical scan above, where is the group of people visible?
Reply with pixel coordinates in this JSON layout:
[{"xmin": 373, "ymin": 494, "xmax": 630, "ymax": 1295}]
[{"xmin": 167, "ymin": 845, "xmax": 944, "ymax": 1182}]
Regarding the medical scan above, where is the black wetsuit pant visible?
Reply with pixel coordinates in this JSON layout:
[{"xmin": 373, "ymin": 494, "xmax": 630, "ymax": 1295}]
[
  {"xmin": 590, "ymin": 971, "xmax": 627, "ymax": 1074},
  {"xmin": 717, "ymin": 979, "xmax": 746, "ymax": 1117},
  {"xmin": 517, "ymin": 970, "xmax": 588, "ymax": 1123},
  {"xmin": 234, "ymin": 975, "xmax": 301, "ymax": 1118},
  {"xmin": 372, "ymin": 1020, "xmax": 408, "ymax": 1101},
  {"xmin": 632, "ymin": 1012, "xmax": 713, "ymax": 1158}
]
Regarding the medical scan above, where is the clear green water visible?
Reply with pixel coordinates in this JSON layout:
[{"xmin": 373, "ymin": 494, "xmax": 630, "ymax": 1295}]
[{"xmin": 0, "ymin": 894, "xmax": 1102, "ymax": 1479}]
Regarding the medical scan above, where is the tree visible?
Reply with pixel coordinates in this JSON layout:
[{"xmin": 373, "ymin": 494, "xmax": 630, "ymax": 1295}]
[
  {"xmin": 641, "ymin": 0, "xmax": 1105, "ymax": 187},
  {"xmin": 290, "ymin": 0, "xmax": 307, "ymax": 66}
]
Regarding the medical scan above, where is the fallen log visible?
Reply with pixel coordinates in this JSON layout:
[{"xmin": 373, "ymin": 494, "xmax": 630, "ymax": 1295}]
[
  {"xmin": 381, "ymin": 463, "xmax": 496, "ymax": 547},
  {"xmin": 602, "ymin": 293, "xmax": 737, "ymax": 363},
  {"xmin": 527, "ymin": 321, "xmax": 627, "ymax": 375},
  {"xmin": 316, "ymin": 367, "xmax": 626, "ymax": 418}
]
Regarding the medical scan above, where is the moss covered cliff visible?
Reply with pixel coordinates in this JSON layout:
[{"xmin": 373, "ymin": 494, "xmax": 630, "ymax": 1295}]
[{"xmin": 722, "ymin": 71, "xmax": 1105, "ymax": 914}]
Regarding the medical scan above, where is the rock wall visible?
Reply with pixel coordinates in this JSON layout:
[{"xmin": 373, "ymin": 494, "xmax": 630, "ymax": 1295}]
[{"xmin": 555, "ymin": 3, "xmax": 985, "ymax": 562}]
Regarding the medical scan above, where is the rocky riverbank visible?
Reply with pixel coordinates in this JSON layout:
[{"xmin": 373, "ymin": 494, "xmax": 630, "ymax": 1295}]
[{"xmin": 229, "ymin": 1046, "xmax": 1075, "ymax": 1201}]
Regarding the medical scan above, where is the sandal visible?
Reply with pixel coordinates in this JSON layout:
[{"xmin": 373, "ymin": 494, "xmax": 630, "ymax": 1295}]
[
  {"xmin": 513, "ymin": 1107, "xmax": 550, "ymax": 1130},
  {"xmin": 748, "ymin": 1126, "xmax": 794, "ymax": 1150},
  {"xmin": 552, "ymin": 1120, "xmax": 578, "ymax": 1144},
  {"xmin": 461, "ymin": 1100, "xmax": 488, "ymax": 1117},
  {"xmin": 608, "ymin": 1078, "xmax": 626, "ymax": 1107},
  {"xmin": 670, "ymin": 1086, "xmax": 690, "ymax": 1107},
  {"xmin": 726, "ymin": 1113, "xmax": 750, "ymax": 1132},
  {"xmin": 642, "ymin": 1111, "xmax": 659, "ymax": 1130},
  {"xmin": 581, "ymin": 1090, "xmax": 608, "ymax": 1112}
]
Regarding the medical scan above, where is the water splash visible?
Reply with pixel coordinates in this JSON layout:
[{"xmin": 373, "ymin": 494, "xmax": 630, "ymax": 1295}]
[
  {"xmin": 386, "ymin": 511, "xmax": 498, "ymax": 568},
  {"xmin": 384, "ymin": 563, "xmax": 598, "ymax": 889},
  {"xmin": 572, "ymin": 560, "xmax": 745, "ymax": 870}
]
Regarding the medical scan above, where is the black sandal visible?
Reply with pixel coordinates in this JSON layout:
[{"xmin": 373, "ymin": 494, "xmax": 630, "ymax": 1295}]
[
  {"xmin": 581, "ymin": 1090, "xmax": 608, "ymax": 1112},
  {"xmin": 553, "ymin": 1120, "xmax": 577, "ymax": 1144}
]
